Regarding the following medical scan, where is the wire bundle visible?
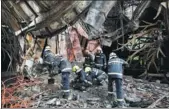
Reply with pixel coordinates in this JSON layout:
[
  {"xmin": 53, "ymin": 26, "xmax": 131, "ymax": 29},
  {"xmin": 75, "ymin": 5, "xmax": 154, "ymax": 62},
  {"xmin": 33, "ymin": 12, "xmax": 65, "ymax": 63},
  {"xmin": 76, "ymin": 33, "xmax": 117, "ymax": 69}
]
[{"xmin": 2, "ymin": 76, "xmax": 42, "ymax": 108}]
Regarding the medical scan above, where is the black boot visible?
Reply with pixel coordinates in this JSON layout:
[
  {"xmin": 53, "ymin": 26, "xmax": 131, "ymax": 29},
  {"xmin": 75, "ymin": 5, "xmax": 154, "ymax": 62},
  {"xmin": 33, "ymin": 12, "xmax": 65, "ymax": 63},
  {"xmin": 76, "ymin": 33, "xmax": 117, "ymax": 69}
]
[{"xmin": 117, "ymin": 101, "xmax": 127, "ymax": 108}]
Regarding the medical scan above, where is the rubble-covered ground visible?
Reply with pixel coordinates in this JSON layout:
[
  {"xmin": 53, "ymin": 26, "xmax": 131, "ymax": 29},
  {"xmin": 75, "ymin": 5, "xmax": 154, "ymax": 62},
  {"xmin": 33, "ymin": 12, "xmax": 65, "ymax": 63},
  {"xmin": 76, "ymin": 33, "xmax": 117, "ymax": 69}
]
[
  {"xmin": 2, "ymin": 69, "xmax": 169, "ymax": 108},
  {"xmin": 32, "ymin": 75, "xmax": 169, "ymax": 108}
]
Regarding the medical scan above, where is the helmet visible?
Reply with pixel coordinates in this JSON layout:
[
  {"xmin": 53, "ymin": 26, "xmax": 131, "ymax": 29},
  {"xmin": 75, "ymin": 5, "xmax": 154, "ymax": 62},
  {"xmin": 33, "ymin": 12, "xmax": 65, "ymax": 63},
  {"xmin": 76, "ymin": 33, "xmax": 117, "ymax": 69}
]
[
  {"xmin": 109, "ymin": 52, "xmax": 117, "ymax": 59},
  {"xmin": 96, "ymin": 47, "xmax": 102, "ymax": 53},
  {"xmin": 45, "ymin": 46, "xmax": 51, "ymax": 51},
  {"xmin": 72, "ymin": 65, "xmax": 80, "ymax": 72},
  {"xmin": 85, "ymin": 49, "xmax": 90, "ymax": 54},
  {"xmin": 85, "ymin": 67, "xmax": 92, "ymax": 73},
  {"xmin": 97, "ymin": 47, "xmax": 102, "ymax": 51}
]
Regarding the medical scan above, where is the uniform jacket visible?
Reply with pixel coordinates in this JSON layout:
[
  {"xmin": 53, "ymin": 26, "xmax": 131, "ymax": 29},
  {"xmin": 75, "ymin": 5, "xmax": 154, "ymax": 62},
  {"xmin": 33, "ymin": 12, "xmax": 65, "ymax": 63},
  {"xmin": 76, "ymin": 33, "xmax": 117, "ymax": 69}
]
[
  {"xmin": 108, "ymin": 57, "xmax": 128, "ymax": 79},
  {"xmin": 76, "ymin": 69, "xmax": 87, "ymax": 83},
  {"xmin": 59, "ymin": 58, "xmax": 72, "ymax": 73},
  {"xmin": 94, "ymin": 53, "xmax": 107, "ymax": 67},
  {"xmin": 43, "ymin": 50, "xmax": 55, "ymax": 64},
  {"xmin": 90, "ymin": 68, "xmax": 105, "ymax": 78},
  {"xmin": 43, "ymin": 50, "xmax": 61, "ymax": 67},
  {"xmin": 84, "ymin": 53, "xmax": 95, "ymax": 66}
]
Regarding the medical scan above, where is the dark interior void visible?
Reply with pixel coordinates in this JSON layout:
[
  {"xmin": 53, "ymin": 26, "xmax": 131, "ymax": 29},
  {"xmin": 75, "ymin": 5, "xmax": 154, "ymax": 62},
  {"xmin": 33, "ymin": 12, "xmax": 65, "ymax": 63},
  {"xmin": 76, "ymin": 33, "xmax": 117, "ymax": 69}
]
[
  {"xmin": 1, "ymin": 51, "xmax": 10, "ymax": 72},
  {"xmin": 102, "ymin": 38, "xmax": 169, "ymax": 77},
  {"xmin": 102, "ymin": 7, "xmax": 169, "ymax": 78}
]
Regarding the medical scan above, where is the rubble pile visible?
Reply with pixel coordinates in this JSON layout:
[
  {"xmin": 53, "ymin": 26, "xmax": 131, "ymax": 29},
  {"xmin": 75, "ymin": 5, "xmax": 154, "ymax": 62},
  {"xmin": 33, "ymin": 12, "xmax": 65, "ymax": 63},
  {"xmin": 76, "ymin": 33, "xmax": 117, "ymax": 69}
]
[
  {"xmin": 123, "ymin": 76, "xmax": 169, "ymax": 108},
  {"xmin": 2, "ymin": 74, "xmax": 168, "ymax": 108}
]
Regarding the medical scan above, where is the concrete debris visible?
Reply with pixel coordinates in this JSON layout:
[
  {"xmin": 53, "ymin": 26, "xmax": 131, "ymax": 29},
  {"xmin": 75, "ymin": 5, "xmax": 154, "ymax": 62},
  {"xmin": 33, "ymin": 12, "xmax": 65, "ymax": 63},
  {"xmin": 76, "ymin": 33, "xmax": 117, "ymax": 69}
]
[
  {"xmin": 56, "ymin": 100, "xmax": 61, "ymax": 106},
  {"xmin": 46, "ymin": 98, "xmax": 57, "ymax": 105},
  {"xmin": 2, "ymin": 70, "xmax": 169, "ymax": 108},
  {"xmin": 27, "ymin": 74, "xmax": 169, "ymax": 108}
]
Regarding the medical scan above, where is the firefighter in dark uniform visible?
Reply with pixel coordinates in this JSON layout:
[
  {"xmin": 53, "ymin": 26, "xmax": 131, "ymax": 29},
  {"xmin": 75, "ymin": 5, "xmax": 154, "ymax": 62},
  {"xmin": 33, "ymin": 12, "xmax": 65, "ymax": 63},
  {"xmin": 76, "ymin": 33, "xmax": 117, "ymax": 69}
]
[
  {"xmin": 84, "ymin": 50, "xmax": 95, "ymax": 68},
  {"xmin": 43, "ymin": 46, "xmax": 60, "ymax": 75},
  {"xmin": 85, "ymin": 67, "xmax": 108, "ymax": 85},
  {"xmin": 94, "ymin": 47, "xmax": 107, "ymax": 71},
  {"xmin": 58, "ymin": 57, "xmax": 72, "ymax": 99},
  {"xmin": 72, "ymin": 65, "xmax": 92, "ymax": 91},
  {"xmin": 107, "ymin": 52, "xmax": 128, "ymax": 107}
]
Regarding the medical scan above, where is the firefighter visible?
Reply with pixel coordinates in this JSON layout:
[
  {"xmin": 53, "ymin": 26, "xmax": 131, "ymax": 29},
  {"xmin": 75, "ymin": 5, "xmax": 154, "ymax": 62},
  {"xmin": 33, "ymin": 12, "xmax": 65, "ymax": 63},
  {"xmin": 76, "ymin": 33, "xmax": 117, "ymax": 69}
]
[
  {"xmin": 84, "ymin": 50, "xmax": 95, "ymax": 68},
  {"xmin": 42, "ymin": 45, "xmax": 60, "ymax": 74},
  {"xmin": 94, "ymin": 47, "xmax": 107, "ymax": 71},
  {"xmin": 72, "ymin": 65, "xmax": 92, "ymax": 91},
  {"xmin": 107, "ymin": 52, "xmax": 128, "ymax": 108},
  {"xmin": 85, "ymin": 67, "xmax": 108, "ymax": 86},
  {"xmin": 58, "ymin": 57, "xmax": 72, "ymax": 99}
]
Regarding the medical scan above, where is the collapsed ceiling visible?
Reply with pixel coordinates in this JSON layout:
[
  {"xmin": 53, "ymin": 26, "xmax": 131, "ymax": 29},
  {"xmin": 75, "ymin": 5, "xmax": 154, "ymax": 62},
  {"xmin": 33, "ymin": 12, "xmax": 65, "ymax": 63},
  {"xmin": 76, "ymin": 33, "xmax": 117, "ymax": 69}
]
[
  {"xmin": 1, "ymin": 0, "xmax": 169, "ymax": 76},
  {"xmin": 2, "ymin": 0, "xmax": 169, "ymax": 41}
]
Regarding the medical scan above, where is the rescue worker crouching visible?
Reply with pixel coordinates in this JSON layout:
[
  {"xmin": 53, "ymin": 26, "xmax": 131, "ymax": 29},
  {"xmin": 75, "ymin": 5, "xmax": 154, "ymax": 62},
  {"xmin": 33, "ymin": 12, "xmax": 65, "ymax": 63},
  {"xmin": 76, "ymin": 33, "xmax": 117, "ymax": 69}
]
[
  {"xmin": 107, "ymin": 52, "xmax": 128, "ymax": 108},
  {"xmin": 94, "ymin": 47, "xmax": 107, "ymax": 71},
  {"xmin": 72, "ymin": 65, "xmax": 92, "ymax": 91},
  {"xmin": 58, "ymin": 57, "xmax": 72, "ymax": 99},
  {"xmin": 85, "ymin": 67, "xmax": 108, "ymax": 86}
]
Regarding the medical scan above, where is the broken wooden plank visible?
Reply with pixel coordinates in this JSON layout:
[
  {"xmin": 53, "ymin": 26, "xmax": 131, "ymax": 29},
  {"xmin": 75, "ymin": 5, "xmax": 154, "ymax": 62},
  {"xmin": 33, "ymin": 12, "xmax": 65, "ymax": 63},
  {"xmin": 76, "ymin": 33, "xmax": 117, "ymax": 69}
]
[{"xmin": 148, "ymin": 94, "xmax": 169, "ymax": 108}]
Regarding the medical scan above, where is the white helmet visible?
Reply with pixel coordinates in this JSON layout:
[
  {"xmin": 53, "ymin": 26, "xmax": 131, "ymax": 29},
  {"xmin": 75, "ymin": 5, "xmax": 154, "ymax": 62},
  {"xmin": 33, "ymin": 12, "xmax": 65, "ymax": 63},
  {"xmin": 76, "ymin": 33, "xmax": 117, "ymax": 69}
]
[
  {"xmin": 97, "ymin": 47, "xmax": 102, "ymax": 53},
  {"xmin": 109, "ymin": 52, "xmax": 117, "ymax": 59},
  {"xmin": 45, "ymin": 46, "xmax": 51, "ymax": 51},
  {"xmin": 97, "ymin": 47, "xmax": 102, "ymax": 51}
]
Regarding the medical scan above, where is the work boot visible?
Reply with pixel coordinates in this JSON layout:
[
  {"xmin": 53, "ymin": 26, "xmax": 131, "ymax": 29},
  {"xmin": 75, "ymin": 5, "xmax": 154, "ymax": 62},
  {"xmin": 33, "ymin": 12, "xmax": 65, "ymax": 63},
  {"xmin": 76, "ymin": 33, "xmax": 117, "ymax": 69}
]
[
  {"xmin": 104, "ymin": 100, "xmax": 112, "ymax": 108},
  {"xmin": 117, "ymin": 105, "xmax": 127, "ymax": 108},
  {"xmin": 116, "ymin": 101, "xmax": 127, "ymax": 108},
  {"xmin": 63, "ymin": 94, "xmax": 69, "ymax": 99}
]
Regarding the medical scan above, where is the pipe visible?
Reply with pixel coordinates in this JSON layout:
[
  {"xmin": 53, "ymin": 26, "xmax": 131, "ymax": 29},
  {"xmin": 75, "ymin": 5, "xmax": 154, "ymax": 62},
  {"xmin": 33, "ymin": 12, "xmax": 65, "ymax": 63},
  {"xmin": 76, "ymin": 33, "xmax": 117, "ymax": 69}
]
[{"xmin": 84, "ymin": 1, "xmax": 117, "ymax": 31}]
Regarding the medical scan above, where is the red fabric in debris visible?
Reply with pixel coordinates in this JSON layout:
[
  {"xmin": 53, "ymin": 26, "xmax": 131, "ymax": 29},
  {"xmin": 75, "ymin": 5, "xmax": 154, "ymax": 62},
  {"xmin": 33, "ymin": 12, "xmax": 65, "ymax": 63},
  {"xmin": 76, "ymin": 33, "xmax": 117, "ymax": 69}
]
[{"xmin": 68, "ymin": 27, "xmax": 84, "ymax": 62}]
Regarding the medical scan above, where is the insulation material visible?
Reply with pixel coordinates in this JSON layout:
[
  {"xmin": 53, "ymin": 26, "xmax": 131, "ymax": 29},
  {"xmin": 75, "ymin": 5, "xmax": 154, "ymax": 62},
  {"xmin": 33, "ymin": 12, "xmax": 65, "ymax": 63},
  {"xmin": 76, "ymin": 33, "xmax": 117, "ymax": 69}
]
[
  {"xmin": 32, "ymin": 38, "xmax": 45, "ymax": 59},
  {"xmin": 68, "ymin": 27, "xmax": 84, "ymax": 62},
  {"xmin": 19, "ymin": 36, "xmax": 25, "ymax": 52},
  {"xmin": 26, "ymin": 33, "xmax": 33, "ymax": 45},
  {"xmin": 58, "ymin": 32, "xmax": 68, "ymax": 59},
  {"xmin": 65, "ymin": 29, "xmax": 75, "ymax": 62},
  {"xmin": 86, "ymin": 40, "xmax": 101, "ymax": 54},
  {"xmin": 37, "ymin": 38, "xmax": 45, "ymax": 49}
]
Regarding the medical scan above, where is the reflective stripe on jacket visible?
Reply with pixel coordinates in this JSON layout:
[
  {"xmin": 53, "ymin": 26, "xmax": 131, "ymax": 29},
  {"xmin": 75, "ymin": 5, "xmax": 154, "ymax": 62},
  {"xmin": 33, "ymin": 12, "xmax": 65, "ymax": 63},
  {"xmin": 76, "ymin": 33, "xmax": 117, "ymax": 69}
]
[
  {"xmin": 59, "ymin": 58, "xmax": 72, "ymax": 72},
  {"xmin": 94, "ymin": 53, "xmax": 107, "ymax": 67},
  {"xmin": 43, "ymin": 51, "xmax": 56, "ymax": 64},
  {"xmin": 108, "ymin": 58, "xmax": 127, "ymax": 79}
]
